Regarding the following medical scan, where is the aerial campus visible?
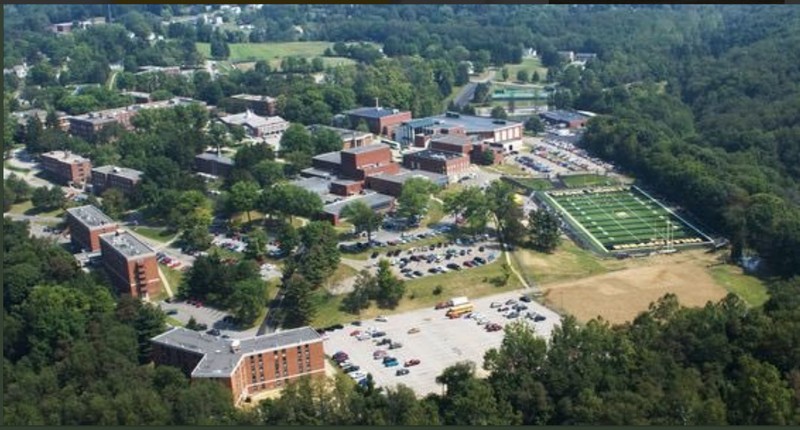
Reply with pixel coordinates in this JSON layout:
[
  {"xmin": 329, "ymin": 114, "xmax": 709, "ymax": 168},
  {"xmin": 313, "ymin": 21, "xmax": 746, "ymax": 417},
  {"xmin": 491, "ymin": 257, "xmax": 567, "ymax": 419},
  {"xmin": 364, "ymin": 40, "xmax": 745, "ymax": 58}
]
[{"xmin": 4, "ymin": 4, "xmax": 800, "ymax": 426}]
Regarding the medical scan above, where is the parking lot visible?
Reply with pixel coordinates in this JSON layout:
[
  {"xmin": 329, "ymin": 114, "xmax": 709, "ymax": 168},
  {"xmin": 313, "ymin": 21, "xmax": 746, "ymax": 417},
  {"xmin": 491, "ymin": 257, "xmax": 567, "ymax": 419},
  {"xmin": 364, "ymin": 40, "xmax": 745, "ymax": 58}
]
[
  {"xmin": 158, "ymin": 300, "xmax": 260, "ymax": 338},
  {"xmin": 323, "ymin": 291, "xmax": 561, "ymax": 396}
]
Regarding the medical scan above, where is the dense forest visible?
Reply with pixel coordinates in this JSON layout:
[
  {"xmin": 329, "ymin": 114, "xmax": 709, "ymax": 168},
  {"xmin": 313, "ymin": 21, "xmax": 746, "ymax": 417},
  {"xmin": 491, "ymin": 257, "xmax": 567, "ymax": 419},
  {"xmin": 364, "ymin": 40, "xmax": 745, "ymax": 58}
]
[{"xmin": 4, "ymin": 4, "xmax": 800, "ymax": 425}]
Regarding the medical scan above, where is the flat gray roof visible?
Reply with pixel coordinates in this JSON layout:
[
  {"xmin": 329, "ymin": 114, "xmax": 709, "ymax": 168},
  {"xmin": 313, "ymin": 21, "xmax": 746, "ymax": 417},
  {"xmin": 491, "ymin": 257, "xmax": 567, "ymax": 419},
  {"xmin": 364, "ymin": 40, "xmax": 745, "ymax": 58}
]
[
  {"xmin": 430, "ymin": 134, "xmax": 474, "ymax": 146},
  {"xmin": 290, "ymin": 177, "xmax": 331, "ymax": 196},
  {"xmin": 345, "ymin": 107, "xmax": 407, "ymax": 119},
  {"xmin": 540, "ymin": 110, "xmax": 587, "ymax": 123},
  {"xmin": 312, "ymin": 151, "xmax": 342, "ymax": 165},
  {"xmin": 66, "ymin": 205, "xmax": 116, "ymax": 229},
  {"xmin": 99, "ymin": 231, "xmax": 155, "ymax": 259},
  {"xmin": 341, "ymin": 143, "xmax": 390, "ymax": 155},
  {"xmin": 151, "ymin": 326, "xmax": 323, "ymax": 378},
  {"xmin": 92, "ymin": 165, "xmax": 143, "ymax": 181},
  {"xmin": 415, "ymin": 113, "xmax": 521, "ymax": 134},
  {"xmin": 231, "ymin": 94, "xmax": 276, "ymax": 103},
  {"xmin": 42, "ymin": 150, "xmax": 90, "ymax": 164},
  {"xmin": 307, "ymin": 124, "xmax": 371, "ymax": 140},
  {"xmin": 300, "ymin": 167, "xmax": 334, "ymax": 179},
  {"xmin": 324, "ymin": 192, "xmax": 394, "ymax": 217},
  {"xmin": 196, "ymin": 152, "xmax": 235, "ymax": 165},
  {"xmin": 405, "ymin": 149, "xmax": 467, "ymax": 161},
  {"xmin": 369, "ymin": 168, "xmax": 447, "ymax": 185}
]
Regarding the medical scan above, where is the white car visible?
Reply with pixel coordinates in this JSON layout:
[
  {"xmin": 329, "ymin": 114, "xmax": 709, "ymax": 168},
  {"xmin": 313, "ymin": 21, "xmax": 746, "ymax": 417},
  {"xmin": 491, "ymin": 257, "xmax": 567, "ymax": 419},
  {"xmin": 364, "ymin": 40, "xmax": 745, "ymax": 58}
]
[
  {"xmin": 375, "ymin": 316, "xmax": 388, "ymax": 322},
  {"xmin": 356, "ymin": 333, "xmax": 372, "ymax": 341},
  {"xmin": 349, "ymin": 371, "xmax": 367, "ymax": 380}
]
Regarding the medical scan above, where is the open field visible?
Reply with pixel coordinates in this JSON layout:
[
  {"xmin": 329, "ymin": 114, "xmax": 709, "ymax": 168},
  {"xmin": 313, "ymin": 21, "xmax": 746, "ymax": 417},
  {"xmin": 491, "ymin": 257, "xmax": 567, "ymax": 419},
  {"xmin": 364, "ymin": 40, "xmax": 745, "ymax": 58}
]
[
  {"xmin": 8, "ymin": 200, "xmax": 65, "ymax": 218},
  {"xmin": 509, "ymin": 177, "xmax": 553, "ymax": 191},
  {"xmin": 198, "ymin": 42, "xmax": 359, "ymax": 69},
  {"xmin": 542, "ymin": 186, "xmax": 712, "ymax": 253},
  {"xmin": 132, "ymin": 226, "xmax": 177, "ymax": 243},
  {"xmin": 561, "ymin": 174, "xmax": 620, "ymax": 188},
  {"xmin": 499, "ymin": 58, "xmax": 548, "ymax": 83},
  {"xmin": 708, "ymin": 265, "xmax": 769, "ymax": 307},
  {"xmin": 312, "ymin": 257, "xmax": 521, "ymax": 327}
]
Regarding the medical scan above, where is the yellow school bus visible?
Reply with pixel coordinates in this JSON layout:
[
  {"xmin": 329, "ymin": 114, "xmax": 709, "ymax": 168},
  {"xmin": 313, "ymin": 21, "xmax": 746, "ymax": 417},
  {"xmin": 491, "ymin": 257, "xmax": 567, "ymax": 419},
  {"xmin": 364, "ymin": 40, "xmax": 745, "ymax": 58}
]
[{"xmin": 446, "ymin": 303, "xmax": 474, "ymax": 319}]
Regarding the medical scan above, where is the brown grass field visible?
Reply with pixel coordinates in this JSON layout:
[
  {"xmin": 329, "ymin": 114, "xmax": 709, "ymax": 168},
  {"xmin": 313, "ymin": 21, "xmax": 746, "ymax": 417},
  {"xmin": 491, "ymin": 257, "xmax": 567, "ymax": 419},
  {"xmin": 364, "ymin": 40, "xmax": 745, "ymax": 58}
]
[{"xmin": 515, "ymin": 246, "xmax": 742, "ymax": 324}]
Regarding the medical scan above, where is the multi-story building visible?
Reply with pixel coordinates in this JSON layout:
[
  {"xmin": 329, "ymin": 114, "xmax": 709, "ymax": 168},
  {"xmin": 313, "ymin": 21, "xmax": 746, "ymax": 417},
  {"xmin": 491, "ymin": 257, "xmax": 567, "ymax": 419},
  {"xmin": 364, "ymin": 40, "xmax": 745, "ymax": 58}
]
[
  {"xmin": 228, "ymin": 94, "xmax": 277, "ymax": 116},
  {"xmin": 91, "ymin": 165, "xmax": 143, "ymax": 195},
  {"xmin": 151, "ymin": 326, "xmax": 325, "ymax": 405},
  {"xmin": 312, "ymin": 144, "xmax": 399, "ymax": 181},
  {"xmin": 99, "ymin": 231, "xmax": 162, "ymax": 299},
  {"xmin": 195, "ymin": 152, "xmax": 235, "ymax": 177},
  {"xmin": 307, "ymin": 125, "xmax": 374, "ymax": 150},
  {"xmin": 65, "ymin": 205, "xmax": 118, "ymax": 253},
  {"xmin": 344, "ymin": 107, "xmax": 412, "ymax": 138},
  {"xmin": 219, "ymin": 110, "xmax": 289, "ymax": 138},
  {"xmin": 403, "ymin": 149, "xmax": 471, "ymax": 179},
  {"xmin": 321, "ymin": 192, "xmax": 395, "ymax": 225},
  {"xmin": 40, "ymin": 150, "xmax": 92, "ymax": 186},
  {"xmin": 397, "ymin": 113, "xmax": 523, "ymax": 151},
  {"xmin": 11, "ymin": 109, "xmax": 69, "ymax": 131},
  {"xmin": 68, "ymin": 97, "xmax": 207, "ymax": 140},
  {"xmin": 539, "ymin": 110, "xmax": 589, "ymax": 129}
]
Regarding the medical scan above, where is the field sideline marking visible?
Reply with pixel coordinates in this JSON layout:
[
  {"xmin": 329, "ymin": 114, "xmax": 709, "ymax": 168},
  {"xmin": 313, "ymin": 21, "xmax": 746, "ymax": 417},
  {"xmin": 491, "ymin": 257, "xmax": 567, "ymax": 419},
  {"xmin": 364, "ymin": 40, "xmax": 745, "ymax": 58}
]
[
  {"xmin": 541, "ymin": 192, "xmax": 608, "ymax": 253},
  {"xmin": 632, "ymin": 186, "xmax": 714, "ymax": 243}
]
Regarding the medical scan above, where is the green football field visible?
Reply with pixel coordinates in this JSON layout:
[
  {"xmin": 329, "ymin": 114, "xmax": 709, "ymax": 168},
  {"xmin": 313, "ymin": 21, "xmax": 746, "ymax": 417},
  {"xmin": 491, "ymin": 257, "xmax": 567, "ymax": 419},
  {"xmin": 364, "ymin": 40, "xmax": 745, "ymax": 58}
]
[{"xmin": 543, "ymin": 186, "xmax": 711, "ymax": 253}]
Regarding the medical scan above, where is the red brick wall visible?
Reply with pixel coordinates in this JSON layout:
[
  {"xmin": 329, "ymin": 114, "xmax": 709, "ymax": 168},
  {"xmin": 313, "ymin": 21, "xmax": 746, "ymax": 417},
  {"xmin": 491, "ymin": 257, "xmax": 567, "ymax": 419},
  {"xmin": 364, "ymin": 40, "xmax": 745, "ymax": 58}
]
[
  {"xmin": 430, "ymin": 141, "xmax": 472, "ymax": 155},
  {"xmin": 100, "ymin": 245, "xmax": 161, "ymax": 299},
  {"xmin": 330, "ymin": 181, "xmax": 363, "ymax": 196},
  {"xmin": 67, "ymin": 215, "xmax": 117, "ymax": 252},
  {"xmin": 365, "ymin": 176, "xmax": 404, "ymax": 197},
  {"xmin": 378, "ymin": 111, "xmax": 412, "ymax": 137}
]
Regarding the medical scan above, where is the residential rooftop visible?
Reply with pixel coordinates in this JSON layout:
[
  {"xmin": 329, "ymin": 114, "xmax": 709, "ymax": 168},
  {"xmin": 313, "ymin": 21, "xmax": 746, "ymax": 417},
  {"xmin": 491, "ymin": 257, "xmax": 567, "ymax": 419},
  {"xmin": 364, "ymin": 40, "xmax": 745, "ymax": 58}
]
[
  {"xmin": 92, "ymin": 165, "xmax": 143, "ymax": 181},
  {"xmin": 323, "ymin": 192, "xmax": 394, "ymax": 217},
  {"xmin": 66, "ymin": 205, "xmax": 116, "ymax": 229},
  {"xmin": 220, "ymin": 111, "xmax": 286, "ymax": 129},
  {"xmin": 151, "ymin": 326, "xmax": 322, "ymax": 378},
  {"xmin": 70, "ymin": 98, "xmax": 206, "ymax": 124},
  {"xmin": 42, "ymin": 150, "xmax": 90, "ymax": 164},
  {"xmin": 345, "ymin": 107, "xmax": 408, "ymax": 119},
  {"xmin": 412, "ymin": 113, "xmax": 521, "ymax": 134},
  {"xmin": 540, "ymin": 110, "xmax": 588, "ymax": 123},
  {"xmin": 196, "ymin": 152, "xmax": 235, "ymax": 166},
  {"xmin": 99, "ymin": 231, "xmax": 155, "ymax": 259},
  {"xmin": 341, "ymin": 143, "xmax": 391, "ymax": 155},
  {"xmin": 230, "ymin": 94, "xmax": 276, "ymax": 103}
]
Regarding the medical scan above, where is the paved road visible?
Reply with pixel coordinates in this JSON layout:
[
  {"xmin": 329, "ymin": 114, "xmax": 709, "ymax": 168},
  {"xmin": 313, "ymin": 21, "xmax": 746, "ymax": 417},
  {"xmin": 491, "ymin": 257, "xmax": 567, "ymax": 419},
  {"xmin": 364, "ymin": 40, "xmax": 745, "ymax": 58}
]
[
  {"xmin": 4, "ymin": 213, "xmax": 64, "ymax": 224},
  {"xmin": 452, "ymin": 82, "xmax": 477, "ymax": 109}
]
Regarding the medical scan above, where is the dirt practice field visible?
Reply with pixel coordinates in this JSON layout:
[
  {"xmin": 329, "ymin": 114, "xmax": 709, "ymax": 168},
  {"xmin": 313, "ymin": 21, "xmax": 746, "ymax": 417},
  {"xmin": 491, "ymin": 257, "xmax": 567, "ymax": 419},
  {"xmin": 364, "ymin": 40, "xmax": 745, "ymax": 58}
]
[{"xmin": 514, "ymin": 247, "xmax": 755, "ymax": 324}]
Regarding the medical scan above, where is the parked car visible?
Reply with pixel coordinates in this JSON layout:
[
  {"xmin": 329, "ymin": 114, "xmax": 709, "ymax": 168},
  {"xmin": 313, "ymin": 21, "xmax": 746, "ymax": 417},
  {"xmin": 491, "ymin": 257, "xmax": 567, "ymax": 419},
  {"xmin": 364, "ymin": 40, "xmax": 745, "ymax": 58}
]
[
  {"xmin": 490, "ymin": 302, "xmax": 502, "ymax": 308},
  {"xmin": 375, "ymin": 315, "xmax": 388, "ymax": 322},
  {"xmin": 486, "ymin": 323, "xmax": 503, "ymax": 332},
  {"xmin": 519, "ymin": 295, "xmax": 532, "ymax": 303},
  {"xmin": 407, "ymin": 327, "xmax": 420, "ymax": 334},
  {"xmin": 514, "ymin": 304, "xmax": 528, "ymax": 311},
  {"xmin": 446, "ymin": 263, "xmax": 461, "ymax": 271},
  {"xmin": 343, "ymin": 365, "xmax": 360, "ymax": 374},
  {"xmin": 396, "ymin": 368, "xmax": 410, "ymax": 376},
  {"xmin": 373, "ymin": 350, "xmax": 387, "ymax": 359},
  {"xmin": 413, "ymin": 270, "xmax": 424, "ymax": 277},
  {"xmin": 404, "ymin": 359, "xmax": 421, "ymax": 367},
  {"xmin": 505, "ymin": 299, "xmax": 518, "ymax": 306},
  {"xmin": 376, "ymin": 338, "xmax": 392, "ymax": 346},
  {"xmin": 384, "ymin": 360, "xmax": 399, "ymax": 368},
  {"xmin": 388, "ymin": 342, "xmax": 403, "ymax": 350},
  {"xmin": 371, "ymin": 331, "xmax": 387, "ymax": 338},
  {"xmin": 350, "ymin": 371, "xmax": 367, "ymax": 380},
  {"xmin": 357, "ymin": 333, "xmax": 372, "ymax": 341},
  {"xmin": 206, "ymin": 328, "xmax": 221, "ymax": 336},
  {"xmin": 166, "ymin": 309, "xmax": 178, "ymax": 315},
  {"xmin": 435, "ymin": 302, "xmax": 449, "ymax": 310},
  {"xmin": 506, "ymin": 312, "xmax": 519, "ymax": 319}
]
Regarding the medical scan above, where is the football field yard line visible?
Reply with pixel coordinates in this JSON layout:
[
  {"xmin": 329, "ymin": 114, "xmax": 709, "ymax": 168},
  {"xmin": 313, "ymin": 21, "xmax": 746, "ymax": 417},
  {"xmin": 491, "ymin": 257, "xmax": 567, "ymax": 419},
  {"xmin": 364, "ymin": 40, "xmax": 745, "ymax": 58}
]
[{"xmin": 608, "ymin": 191, "xmax": 667, "ymax": 242}]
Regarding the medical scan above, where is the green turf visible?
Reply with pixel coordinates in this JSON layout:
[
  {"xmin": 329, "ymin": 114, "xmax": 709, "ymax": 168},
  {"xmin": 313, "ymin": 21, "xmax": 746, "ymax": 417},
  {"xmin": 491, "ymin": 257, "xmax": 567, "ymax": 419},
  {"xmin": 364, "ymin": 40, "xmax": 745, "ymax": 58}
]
[
  {"xmin": 544, "ymin": 187, "xmax": 710, "ymax": 253},
  {"xmin": 562, "ymin": 174, "xmax": 619, "ymax": 189},
  {"xmin": 132, "ymin": 226, "xmax": 177, "ymax": 243},
  {"xmin": 197, "ymin": 42, "xmax": 368, "ymax": 67},
  {"xmin": 499, "ymin": 58, "xmax": 549, "ymax": 83},
  {"xmin": 708, "ymin": 265, "xmax": 770, "ymax": 307}
]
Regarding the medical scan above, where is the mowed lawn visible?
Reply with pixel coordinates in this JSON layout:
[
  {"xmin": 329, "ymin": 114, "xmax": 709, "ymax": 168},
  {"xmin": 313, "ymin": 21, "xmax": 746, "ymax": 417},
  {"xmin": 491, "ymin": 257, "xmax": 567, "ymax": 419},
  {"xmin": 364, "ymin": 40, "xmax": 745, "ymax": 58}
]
[
  {"xmin": 197, "ymin": 42, "xmax": 359, "ymax": 68},
  {"xmin": 311, "ymin": 257, "xmax": 521, "ymax": 327},
  {"xmin": 561, "ymin": 174, "xmax": 620, "ymax": 189},
  {"xmin": 500, "ymin": 58, "xmax": 548, "ymax": 82},
  {"xmin": 708, "ymin": 265, "xmax": 770, "ymax": 307}
]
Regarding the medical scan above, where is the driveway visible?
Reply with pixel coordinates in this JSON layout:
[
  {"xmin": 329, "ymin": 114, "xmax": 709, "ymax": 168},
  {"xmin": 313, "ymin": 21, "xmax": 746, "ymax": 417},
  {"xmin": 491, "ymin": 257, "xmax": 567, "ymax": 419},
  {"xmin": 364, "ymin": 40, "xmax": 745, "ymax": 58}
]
[{"xmin": 158, "ymin": 300, "xmax": 261, "ymax": 339}]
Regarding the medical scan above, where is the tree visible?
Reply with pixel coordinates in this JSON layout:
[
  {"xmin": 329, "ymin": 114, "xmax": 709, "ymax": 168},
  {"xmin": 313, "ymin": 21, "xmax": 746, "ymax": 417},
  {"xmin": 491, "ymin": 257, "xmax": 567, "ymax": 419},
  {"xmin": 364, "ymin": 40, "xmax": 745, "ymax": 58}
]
[
  {"xmin": 516, "ymin": 70, "xmax": 529, "ymax": 83},
  {"xmin": 481, "ymin": 150, "xmax": 495, "ymax": 165},
  {"xmin": 5, "ymin": 174, "xmax": 31, "ymax": 203},
  {"xmin": 355, "ymin": 120, "xmax": 370, "ymax": 133},
  {"xmin": 180, "ymin": 225, "xmax": 212, "ymax": 252},
  {"xmin": 444, "ymin": 186, "xmax": 491, "ymax": 234},
  {"xmin": 397, "ymin": 177, "xmax": 436, "ymax": 221},
  {"xmin": 252, "ymin": 160, "xmax": 285, "ymax": 188},
  {"xmin": 455, "ymin": 63, "xmax": 471, "ymax": 86},
  {"xmin": 311, "ymin": 127, "xmax": 344, "ymax": 154},
  {"xmin": 491, "ymin": 106, "xmax": 508, "ymax": 120},
  {"xmin": 501, "ymin": 67, "xmax": 509, "ymax": 81},
  {"xmin": 100, "ymin": 188, "xmax": 128, "ymax": 219},
  {"xmin": 276, "ymin": 221, "xmax": 299, "ymax": 256},
  {"xmin": 282, "ymin": 274, "xmax": 315, "ymax": 328},
  {"xmin": 529, "ymin": 208, "xmax": 561, "ymax": 252},
  {"xmin": 244, "ymin": 228, "xmax": 268, "ymax": 261},
  {"xmin": 279, "ymin": 123, "xmax": 313, "ymax": 155},
  {"xmin": 486, "ymin": 181, "xmax": 526, "ymax": 246},
  {"xmin": 31, "ymin": 186, "xmax": 65, "ymax": 212},
  {"xmin": 228, "ymin": 278, "xmax": 267, "ymax": 326},
  {"xmin": 375, "ymin": 259, "xmax": 405, "ymax": 309},
  {"xmin": 532, "ymin": 71, "xmax": 541, "ymax": 83},
  {"xmin": 341, "ymin": 270, "xmax": 375, "ymax": 314},
  {"xmin": 228, "ymin": 181, "xmax": 259, "ymax": 224},
  {"xmin": 341, "ymin": 200, "xmax": 384, "ymax": 245},
  {"xmin": 525, "ymin": 116, "xmax": 545, "ymax": 134}
]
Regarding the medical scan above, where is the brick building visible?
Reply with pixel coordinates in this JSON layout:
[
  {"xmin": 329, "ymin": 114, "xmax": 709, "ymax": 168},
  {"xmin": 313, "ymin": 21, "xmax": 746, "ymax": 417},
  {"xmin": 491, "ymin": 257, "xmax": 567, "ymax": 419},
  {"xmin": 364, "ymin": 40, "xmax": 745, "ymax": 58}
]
[
  {"xmin": 539, "ymin": 110, "xmax": 589, "ymax": 129},
  {"xmin": 312, "ymin": 144, "xmax": 399, "ymax": 181},
  {"xmin": 365, "ymin": 169, "xmax": 448, "ymax": 197},
  {"xmin": 321, "ymin": 192, "xmax": 395, "ymax": 224},
  {"xmin": 228, "ymin": 94, "xmax": 277, "ymax": 116},
  {"xmin": 195, "ymin": 152, "xmax": 235, "ymax": 177},
  {"xmin": 65, "ymin": 205, "xmax": 118, "ymax": 253},
  {"xmin": 403, "ymin": 149, "xmax": 471, "ymax": 179},
  {"xmin": 99, "ymin": 231, "xmax": 162, "ymax": 299},
  {"xmin": 307, "ymin": 125, "xmax": 374, "ymax": 150},
  {"xmin": 91, "ymin": 165, "xmax": 143, "ymax": 195},
  {"xmin": 68, "ymin": 97, "xmax": 206, "ymax": 140},
  {"xmin": 151, "ymin": 326, "xmax": 325, "ymax": 405},
  {"xmin": 40, "ymin": 150, "xmax": 92, "ymax": 186},
  {"xmin": 11, "ymin": 109, "xmax": 69, "ymax": 131},
  {"xmin": 344, "ymin": 107, "xmax": 412, "ymax": 138},
  {"xmin": 219, "ymin": 111, "xmax": 289, "ymax": 138}
]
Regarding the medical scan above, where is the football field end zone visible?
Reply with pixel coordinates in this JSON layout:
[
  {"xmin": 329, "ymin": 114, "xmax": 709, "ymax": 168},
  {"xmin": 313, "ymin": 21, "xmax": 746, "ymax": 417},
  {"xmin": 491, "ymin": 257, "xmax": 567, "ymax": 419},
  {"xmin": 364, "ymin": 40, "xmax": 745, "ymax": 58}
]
[
  {"xmin": 631, "ymin": 185, "xmax": 714, "ymax": 245},
  {"xmin": 535, "ymin": 191, "xmax": 609, "ymax": 255}
]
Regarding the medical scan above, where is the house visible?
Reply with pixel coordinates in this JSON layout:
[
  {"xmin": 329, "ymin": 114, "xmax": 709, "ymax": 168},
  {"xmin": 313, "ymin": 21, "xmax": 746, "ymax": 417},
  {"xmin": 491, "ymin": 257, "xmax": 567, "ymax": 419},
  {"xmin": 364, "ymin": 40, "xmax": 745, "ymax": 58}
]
[
  {"xmin": 3, "ymin": 63, "xmax": 28, "ymax": 79},
  {"xmin": 220, "ymin": 110, "xmax": 289, "ymax": 139},
  {"xmin": 539, "ymin": 110, "xmax": 589, "ymax": 129},
  {"xmin": 151, "ymin": 326, "xmax": 325, "ymax": 405},
  {"xmin": 65, "ymin": 205, "xmax": 118, "ymax": 253},
  {"xmin": 40, "ymin": 150, "xmax": 92, "ymax": 186},
  {"xmin": 558, "ymin": 51, "xmax": 576, "ymax": 62},
  {"xmin": 195, "ymin": 152, "xmax": 235, "ymax": 177},
  {"xmin": 99, "ymin": 231, "xmax": 162, "ymax": 300},
  {"xmin": 91, "ymin": 165, "xmax": 143, "ymax": 195},
  {"xmin": 306, "ymin": 125, "xmax": 374, "ymax": 150},
  {"xmin": 344, "ymin": 106, "xmax": 412, "ymax": 138}
]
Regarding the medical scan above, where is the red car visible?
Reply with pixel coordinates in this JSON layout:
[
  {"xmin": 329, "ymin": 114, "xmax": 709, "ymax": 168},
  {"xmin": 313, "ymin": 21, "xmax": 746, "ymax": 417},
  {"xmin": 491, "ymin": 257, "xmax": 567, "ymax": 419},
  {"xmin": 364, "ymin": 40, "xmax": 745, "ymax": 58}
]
[
  {"xmin": 350, "ymin": 330, "xmax": 362, "ymax": 337},
  {"xmin": 486, "ymin": 323, "xmax": 503, "ymax": 332},
  {"xmin": 404, "ymin": 359, "xmax": 421, "ymax": 367},
  {"xmin": 435, "ymin": 302, "xmax": 449, "ymax": 310}
]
